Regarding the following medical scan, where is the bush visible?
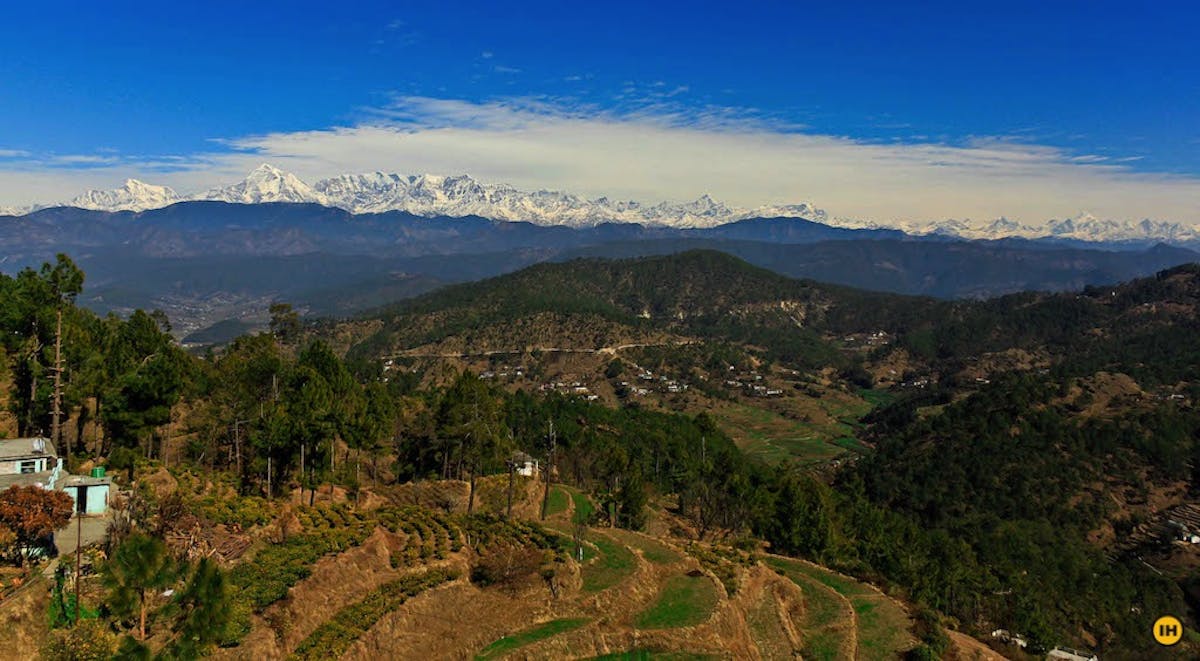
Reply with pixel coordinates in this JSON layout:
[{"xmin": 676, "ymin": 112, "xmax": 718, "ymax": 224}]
[
  {"xmin": 40, "ymin": 619, "xmax": 118, "ymax": 661},
  {"xmin": 471, "ymin": 545, "xmax": 546, "ymax": 595},
  {"xmin": 292, "ymin": 570, "xmax": 456, "ymax": 660}
]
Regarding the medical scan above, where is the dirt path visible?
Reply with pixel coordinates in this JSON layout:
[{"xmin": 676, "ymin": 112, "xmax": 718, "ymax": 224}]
[{"xmin": 390, "ymin": 340, "xmax": 697, "ymax": 360}]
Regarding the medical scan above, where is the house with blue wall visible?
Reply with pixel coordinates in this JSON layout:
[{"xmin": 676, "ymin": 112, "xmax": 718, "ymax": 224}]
[{"xmin": 0, "ymin": 437, "xmax": 111, "ymax": 515}]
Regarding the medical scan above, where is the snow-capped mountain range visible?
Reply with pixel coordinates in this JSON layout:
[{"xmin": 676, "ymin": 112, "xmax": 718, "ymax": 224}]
[
  {"xmin": 829, "ymin": 213, "xmax": 1200, "ymax": 245},
  {"xmin": 3, "ymin": 163, "xmax": 1197, "ymax": 244},
  {"xmin": 22, "ymin": 164, "xmax": 823, "ymax": 230}
]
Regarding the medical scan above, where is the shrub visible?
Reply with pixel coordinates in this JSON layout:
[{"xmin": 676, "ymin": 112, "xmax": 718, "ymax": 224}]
[{"xmin": 292, "ymin": 570, "xmax": 456, "ymax": 660}]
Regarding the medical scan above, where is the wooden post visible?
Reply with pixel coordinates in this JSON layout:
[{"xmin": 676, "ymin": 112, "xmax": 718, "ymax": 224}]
[
  {"xmin": 540, "ymin": 421, "xmax": 555, "ymax": 520},
  {"xmin": 52, "ymin": 308, "xmax": 65, "ymax": 460},
  {"xmin": 73, "ymin": 508, "xmax": 81, "ymax": 624},
  {"xmin": 505, "ymin": 459, "xmax": 515, "ymax": 519}
]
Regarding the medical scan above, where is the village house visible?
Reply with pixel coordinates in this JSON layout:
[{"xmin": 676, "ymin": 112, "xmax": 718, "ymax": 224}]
[
  {"xmin": 0, "ymin": 437, "xmax": 64, "ymax": 490},
  {"xmin": 510, "ymin": 451, "xmax": 540, "ymax": 477},
  {"xmin": 61, "ymin": 470, "xmax": 113, "ymax": 516},
  {"xmin": 0, "ymin": 437, "xmax": 111, "ymax": 515}
]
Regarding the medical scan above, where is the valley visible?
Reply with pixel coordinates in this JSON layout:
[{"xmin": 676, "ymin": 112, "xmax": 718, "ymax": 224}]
[{"xmin": 4, "ymin": 249, "xmax": 1200, "ymax": 659}]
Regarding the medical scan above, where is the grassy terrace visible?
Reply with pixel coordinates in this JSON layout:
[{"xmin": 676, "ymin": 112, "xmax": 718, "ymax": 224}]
[
  {"xmin": 715, "ymin": 403, "xmax": 845, "ymax": 465},
  {"xmin": 569, "ymin": 487, "xmax": 596, "ymax": 523},
  {"xmin": 634, "ymin": 574, "xmax": 720, "ymax": 629},
  {"xmin": 605, "ymin": 529, "xmax": 681, "ymax": 565},
  {"xmin": 475, "ymin": 618, "xmax": 590, "ymax": 660},
  {"xmin": 544, "ymin": 486, "xmax": 570, "ymax": 517},
  {"xmin": 581, "ymin": 533, "xmax": 637, "ymax": 593},
  {"xmin": 766, "ymin": 556, "xmax": 913, "ymax": 660},
  {"xmin": 586, "ymin": 652, "xmax": 719, "ymax": 661}
]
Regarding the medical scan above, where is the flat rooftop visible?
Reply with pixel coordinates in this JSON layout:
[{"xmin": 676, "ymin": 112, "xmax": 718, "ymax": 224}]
[
  {"xmin": 0, "ymin": 437, "xmax": 57, "ymax": 461},
  {"xmin": 0, "ymin": 471, "xmax": 58, "ymax": 490}
]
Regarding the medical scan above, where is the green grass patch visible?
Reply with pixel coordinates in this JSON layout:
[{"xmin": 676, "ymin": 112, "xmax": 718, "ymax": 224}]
[
  {"xmin": 607, "ymin": 529, "xmax": 680, "ymax": 565},
  {"xmin": 475, "ymin": 617, "xmax": 590, "ymax": 659},
  {"xmin": 715, "ymin": 404, "xmax": 848, "ymax": 465},
  {"xmin": 831, "ymin": 436, "xmax": 869, "ymax": 453},
  {"xmin": 858, "ymin": 388, "xmax": 896, "ymax": 409},
  {"xmin": 544, "ymin": 486, "xmax": 570, "ymax": 516},
  {"xmin": 569, "ymin": 488, "xmax": 595, "ymax": 524},
  {"xmin": 634, "ymin": 574, "xmax": 719, "ymax": 629},
  {"xmin": 801, "ymin": 629, "xmax": 846, "ymax": 661},
  {"xmin": 585, "ymin": 650, "xmax": 719, "ymax": 660},
  {"xmin": 766, "ymin": 557, "xmax": 913, "ymax": 659},
  {"xmin": 581, "ymin": 534, "xmax": 637, "ymax": 593}
]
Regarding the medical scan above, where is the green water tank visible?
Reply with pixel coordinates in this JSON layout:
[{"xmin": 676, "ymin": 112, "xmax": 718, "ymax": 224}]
[{"xmin": 90, "ymin": 466, "xmax": 106, "ymax": 478}]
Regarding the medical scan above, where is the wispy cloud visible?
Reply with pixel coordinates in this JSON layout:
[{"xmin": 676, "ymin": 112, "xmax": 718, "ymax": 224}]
[
  {"xmin": 1, "ymin": 96, "xmax": 1198, "ymax": 225},
  {"xmin": 49, "ymin": 154, "xmax": 120, "ymax": 166},
  {"xmin": 0, "ymin": 149, "xmax": 30, "ymax": 158}
]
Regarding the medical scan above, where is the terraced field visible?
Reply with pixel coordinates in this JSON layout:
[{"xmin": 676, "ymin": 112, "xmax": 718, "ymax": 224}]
[
  {"xmin": 634, "ymin": 574, "xmax": 721, "ymax": 629},
  {"xmin": 476, "ymin": 618, "xmax": 591, "ymax": 660},
  {"xmin": 581, "ymin": 532, "xmax": 638, "ymax": 593},
  {"xmin": 715, "ymin": 403, "xmax": 861, "ymax": 466},
  {"xmin": 766, "ymin": 556, "xmax": 915, "ymax": 660},
  {"xmin": 205, "ymin": 485, "xmax": 924, "ymax": 661}
]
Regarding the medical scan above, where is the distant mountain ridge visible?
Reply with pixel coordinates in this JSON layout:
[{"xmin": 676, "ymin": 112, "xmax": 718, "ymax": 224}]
[
  {"xmin": 13, "ymin": 164, "xmax": 828, "ymax": 229},
  {"xmin": 835, "ymin": 212, "xmax": 1200, "ymax": 246},
  {"xmin": 5, "ymin": 163, "xmax": 1196, "ymax": 243}
]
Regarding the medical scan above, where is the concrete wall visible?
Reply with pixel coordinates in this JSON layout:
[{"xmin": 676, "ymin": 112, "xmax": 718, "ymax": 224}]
[
  {"xmin": 66, "ymin": 484, "xmax": 109, "ymax": 515},
  {"xmin": 0, "ymin": 457, "xmax": 51, "ymax": 475}
]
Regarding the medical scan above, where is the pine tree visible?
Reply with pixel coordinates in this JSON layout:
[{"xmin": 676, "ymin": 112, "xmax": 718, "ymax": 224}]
[
  {"xmin": 103, "ymin": 533, "xmax": 176, "ymax": 640},
  {"xmin": 168, "ymin": 557, "xmax": 230, "ymax": 659}
]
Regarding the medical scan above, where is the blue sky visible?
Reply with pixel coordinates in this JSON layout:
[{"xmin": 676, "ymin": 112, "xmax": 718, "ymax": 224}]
[{"xmin": 1, "ymin": 1, "xmax": 1197, "ymax": 223}]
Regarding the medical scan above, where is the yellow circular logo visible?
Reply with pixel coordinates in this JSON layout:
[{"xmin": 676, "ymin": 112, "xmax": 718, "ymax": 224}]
[{"xmin": 1154, "ymin": 615, "xmax": 1183, "ymax": 646}]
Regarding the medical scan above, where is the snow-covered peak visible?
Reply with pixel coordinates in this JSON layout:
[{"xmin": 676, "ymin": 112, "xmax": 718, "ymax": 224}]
[
  {"xmin": 198, "ymin": 164, "xmax": 327, "ymax": 205},
  {"xmin": 11, "ymin": 164, "xmax": 1194, "ymax": 243},
  {"xmin": 842, "ymin": 211, "xmax": 1200, "ymax": 244},
  {"xmin": 67, "ymin": 179, "xmax": 180, "ymax": 212},
  {"xmin": 310, "ymin": 170, "xmax": 821, "ymax": 228}
]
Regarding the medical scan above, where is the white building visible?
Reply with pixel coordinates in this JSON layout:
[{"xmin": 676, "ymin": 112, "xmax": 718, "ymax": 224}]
[
  {"xmin": 0, "ymin": 437, "xmax": 64, "ymax": 490},
  {"xmin": 511, "ymin": 451, "xmax": 540, "ymax": 477}
]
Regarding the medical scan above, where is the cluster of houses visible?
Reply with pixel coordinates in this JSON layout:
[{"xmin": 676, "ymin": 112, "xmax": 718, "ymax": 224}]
[
  {"xmin": 1167, "ymin": 517, "xmax": 1200, "ymax": 545},
  {"xmin": 538, "ymin": 380, "xmax": 600, "ymax": 401},
  {"xmin": 723, "ymin": 370, "xmax": 783, "ymax": 398},
  {"xmin": 0, "ymin": 437, "xmax": 111, "ymax": 516},
  {"xmin": 479, "ymin": 364, "xmax": 528, "ymax": 380},
  {"xmin": 990, "ymin": 630, "xmax": 1099, "ymax": 661},
  {"xmin": 616, "ymin": 368, "xmax": 690, "ymax": 397},
  {"xmin": 841, "ymin": 330, "xmax": 892, "ymax": 347}
]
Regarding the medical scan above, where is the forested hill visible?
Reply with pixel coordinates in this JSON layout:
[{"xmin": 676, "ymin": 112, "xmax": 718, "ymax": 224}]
[
  {"xmin": 348, "ymin": 250, "xmax": 1200, "ymax": 377},
  {"xmin": 893, "ymin": 262, "xmax": 1200, "ymax": 384},
  {"xmin": 346, "ymin": 250, "xmax": 942, "ymax": 363},
  {"xmin": 335, "ymin": 251, "xmax": 1200, "ymax": 656}
]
